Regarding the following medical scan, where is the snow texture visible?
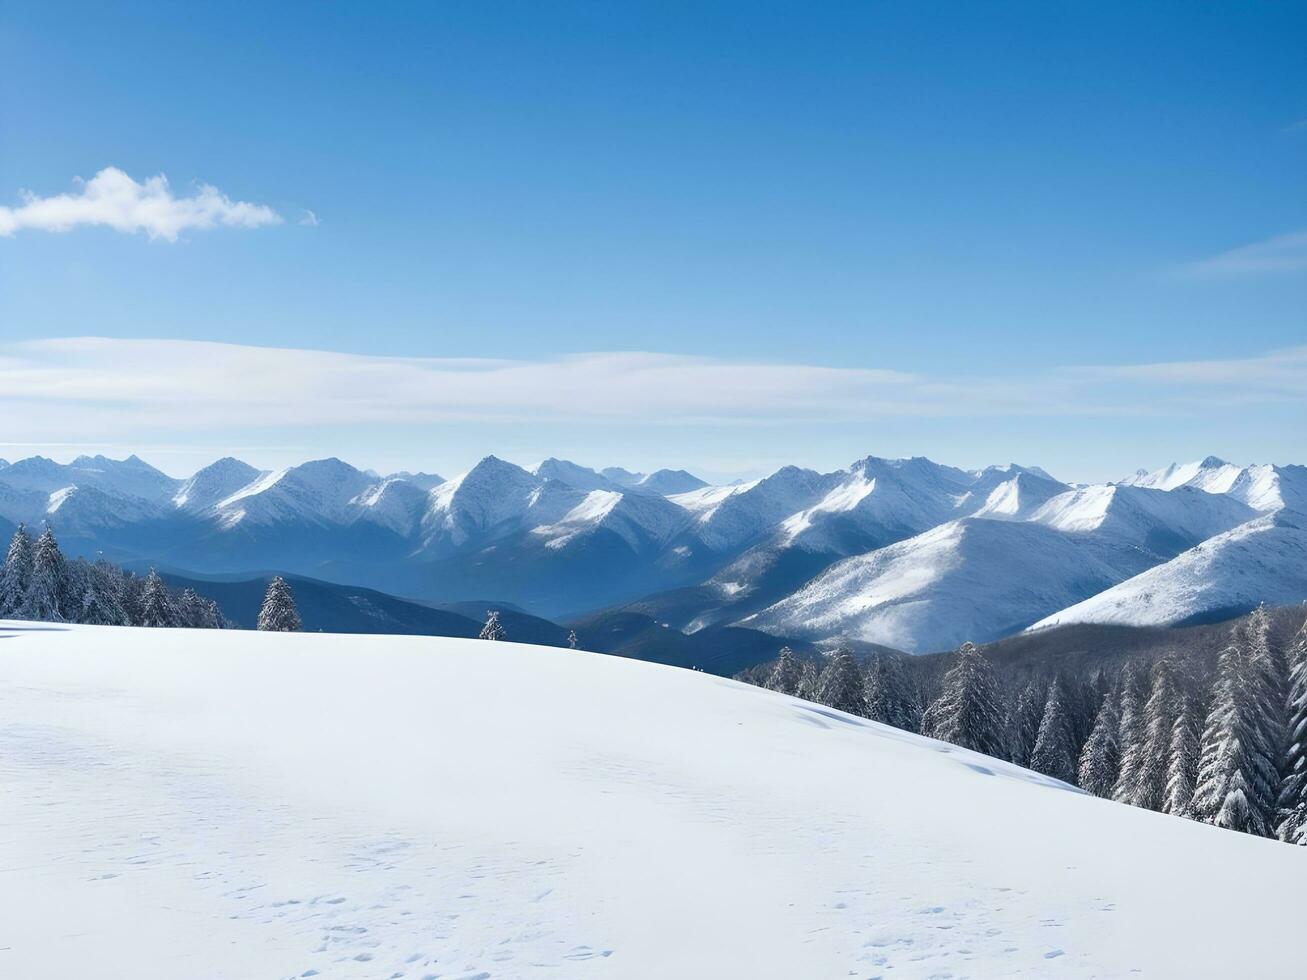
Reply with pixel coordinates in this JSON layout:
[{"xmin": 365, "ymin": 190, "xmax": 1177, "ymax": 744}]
[{"xmin": 0, "ymin": 624, "xmax": 1303, "ymax": 977}]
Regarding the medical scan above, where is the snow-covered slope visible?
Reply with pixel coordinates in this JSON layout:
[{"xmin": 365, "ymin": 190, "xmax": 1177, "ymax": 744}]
[
  {"xmin": 0, "ymin": 623, "xmax": 1299, "ymax": 978},
  {"xmin": 1031, "ymin": 511, "xmax": 1307, "ymax": 630},
  {"xmin": 0, "ymin": 454, "xmax": 180, "ymax": 524},
  {"xmin": 530, "ymin": 488, "xmax": 689, "ymax": 552},
  {"xmin": 1123, "ymin": 455, "xmax": 1247, "ymax": 494},
  {"xmin": 422, "ymin": 455, "xmax": 581, "ymax": 551},
  {"xmin": 1029, "ymin": 484, "xmax": 1256, "ymax": 555},
  {"xmin": 633, "ymin": 468, "xmax": 708, "ymax": 495},
  {"xmin": 1124, "ymin": 457, "xmax": 1307, "ymax": 514},
  {"xmin": 745, "ymin": 518, "xmax": 1149, "ymax": 652},
  {"xmin": 962, "ymin": 467, "xmax": 1070, "ymax": 520},
  {"xmin": 172, "ymin": 457, "xmax": 266, "ymax": 512},
  {"xmin": 533, "ymin": 457, "xmax": 622, "ymax": 493},
  {"xmin": 212, "ymin": 457, "xmax": 379, "ymax": 527}
]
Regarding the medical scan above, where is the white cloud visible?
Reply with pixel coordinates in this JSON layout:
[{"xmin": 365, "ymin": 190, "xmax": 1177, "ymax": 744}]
[
  {"xmin": 0, "ymin": 167, "xmax": 282, "ymax": 241},
  {"xmin": 1, "ymin": 339, "xmax": 1304, "ymax": 449},
  {"xmin": 299, "ymin": 209, "xmax": 320, "ymax": 227},
  {"xmin": 1182, "ymin": 229, "xmax": 1307, "ymax": 278}
]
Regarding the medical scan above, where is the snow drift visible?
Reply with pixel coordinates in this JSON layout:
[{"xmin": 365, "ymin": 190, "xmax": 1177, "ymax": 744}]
[{"xmin": 0, "ymin": 623, "xmax": 1301, "ymax": 978}]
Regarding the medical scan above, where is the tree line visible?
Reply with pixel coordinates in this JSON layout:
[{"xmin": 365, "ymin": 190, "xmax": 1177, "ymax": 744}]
[
  {"xmin": 0, "ymin": 523, "xmax": 227, "ymax": 629},
  {"xmin": 744, "ymin": 605, "xmax": 1307, "ymax": 845}
]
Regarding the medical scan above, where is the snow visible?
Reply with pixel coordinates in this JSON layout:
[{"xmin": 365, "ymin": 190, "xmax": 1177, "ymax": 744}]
[
  {"xmin": 1124, "ymin": 456, "xmax": 1245, "ymax": 494},
  {"xmin": 745, "ymin": 519, "xmax": 1151, "ymax": 653},
  {"xmin": 0, "ymin": 623, "xmax": 1302, "ymax": 978},
  {"xmin": 349, "ymin": 478, "xmax": 430, "ymax": 536},
  {"xmin": 172, "ymin": 457, "xmax": 265, "ymax": 512},
  {"xmin": 1122, "ymin": 458, "xmax": 1307, "ymax": 515},
  {"xmin": 532, "ymin": 490, "xmax": 690, "ymax": 552},
  {"xmin": 665, "ymin": 480, "xmax": 757, "ymax": 518},
  {"xmin": 44, "ymin": 485, "xmax": 77, "ymax": 513},
  {"xmin": 778, "ymin": 472, "xmax": 877, "ymax": 542},
  {"xmin": 216, "ymin": 466, "xmax": 290, "ymax": 514},
  {"xmin": 632, "ymin": 468, "xmax": 707, "ymax": 495},
  {"xmin": 1029, "ymin": 484, "xmax": 1254, "ymax": 549},
  {"xmin": 1030, "ymin": 512, "xmax": 1307, "ymax": 630}
]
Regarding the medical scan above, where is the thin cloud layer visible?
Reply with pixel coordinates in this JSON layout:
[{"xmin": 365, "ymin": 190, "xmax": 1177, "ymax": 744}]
[
  {"xmin": 1183, "ymin": 229, "xmax": 1307, "ymax": 278},
  {"xmin": 0, "ymin": 167, "xmax": 282, "ymax": 241},
  {"xmin": 1, "ymin": 339, "xmax": 1304, "ymax": 447}
]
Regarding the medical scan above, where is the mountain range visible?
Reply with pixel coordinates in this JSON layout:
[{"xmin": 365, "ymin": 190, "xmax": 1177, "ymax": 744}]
[{"xmin": 1, "ymin": 451, "xmax": 1303, "ymax": 652}]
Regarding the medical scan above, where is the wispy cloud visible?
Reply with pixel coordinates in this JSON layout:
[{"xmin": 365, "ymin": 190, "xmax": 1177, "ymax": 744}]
[
  {"xmin": 299, "ymin": 209, "xmax": 320, "ymax": 227},
  {"xmin": 1, "ymin": 339, "xmax": 1304, "ymax": 448},
  {"xmin": 1181, "ymin": 229, "xmax": 1307, "ymax": 278},
  {"xmin": 0, "ymin": 167, "xmax": 282, "ymax": 241}
]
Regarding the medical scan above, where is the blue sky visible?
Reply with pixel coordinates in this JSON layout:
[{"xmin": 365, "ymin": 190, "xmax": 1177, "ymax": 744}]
[{"xmin": 1, "ymin": 1, "xmax": 1304, "ymax": 482}]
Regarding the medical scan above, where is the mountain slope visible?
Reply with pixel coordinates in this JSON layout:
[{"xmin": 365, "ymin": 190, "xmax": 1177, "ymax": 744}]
[
  {"xmin": 0, "ymin": 623, "xmax": 1300, "ymax": 978},
  {"xmin": 744, "ymin": 518, "xmax": 1152, "ymax": 652},
  {"xmin": 1030, "ymin": 511, "xmax": 1307, "ymax": 630}
]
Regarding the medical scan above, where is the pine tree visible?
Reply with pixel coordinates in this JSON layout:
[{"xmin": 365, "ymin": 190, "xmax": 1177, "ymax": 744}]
[
  {"xmin": 1164, "ymin": 695, "xmax": 1201, "ymax": 818},
  {"xmin": 797, "ymin": 659, "xmax": 822, "ymax": 701},
  {"xmin": 567, "ymin": 629, "xmax": 578, "ymax": 650},
  {"xmin": 0, "ymin": 523, "xmax": 33, "ymax": 617},
  {"xmin": 1191, "ymin": 609, "xmax": 1284, "ymax": 836},
  {"xmin": 79, "ymin": 559, "xmax": 130, "ymax": 626},
  {"xmin": 1007, "ymin": 680, "xmax": 1047, "ymax": 766},
  {"xmin": 479, "ymin": 609, "xmax": 506, "ymax": 641},
  {"xmin": 1131, "ymin": 657, "xmax": 1183, "ymax": 812},
  {"xmin": 1112, "ymin": 664, "xmax": 1147, "ymax": 804},
  {"xmin": 257, "ymin": 576, "xmax": 301, "ymax": 632},
  {"xmin": 26, "ymin": 525, "xmax": 72, "ymax": 622},
  {"xmin": 816, "ymin": 647, "xmax": 868, "ymax": 716},
  {"xmin": 137, "ymin": 569, "xmax": 178, "ymax": 628},
  {"xmin": 766, "ymin": 646, "xmax": 804, "ymax": 696},
  {"xmin": 1078, "ymin": 690, "xmax": 1120, "ymax": 797},
  {"xmin": 922, "ymin": 642, "xmax": 1007, "ymax": 758},
  {"xmin": 864, "ymin": 650, "xmax": 921, "ymax": 732},
  {"xmin": 1276, "ymin": 612, "xmax": 1307, "ymax": 844},
  {"xmin": 1029, "ymin": 676, "xmax": 1078, "ymax": 784}
]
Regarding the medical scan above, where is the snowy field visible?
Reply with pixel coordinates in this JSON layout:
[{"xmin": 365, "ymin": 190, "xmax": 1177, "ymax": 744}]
[{"xmin": 0, "ymin": 623, "xmax": 1302, "ymax": 978}]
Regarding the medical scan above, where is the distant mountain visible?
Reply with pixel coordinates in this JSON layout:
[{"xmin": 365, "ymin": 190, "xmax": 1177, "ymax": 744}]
[
  {"xmin": 633, "ymin": 469, "xmax": 708, "ymax": 494},
  {"xmin": 1030, "ymin": 511, "xmax": 1307, "ymax": 630},
  {"xmin": 173, "ymin": 457, "xmax": 265, "ymax": 513},
  {"xmin": 2, "ymin": 451, "xmax": 1303, "ymax": 644}
]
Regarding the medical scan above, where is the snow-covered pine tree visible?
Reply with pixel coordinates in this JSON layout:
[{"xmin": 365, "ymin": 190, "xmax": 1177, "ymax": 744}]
[
  {"xmin": 1276, "ymin": 612, "xmax": 1307, "ymax": 844},
  {"xmin": 1077, "ymin": 688, "xmax": 1120, "ymax": 797},
  {"xmin": 922, "ymin": 642, "xmax": 1007, "ymax": 758},
  {"xmin": 257, "ymin": 576, "xmax": 301, "ymax": 632},
  {"xmin": 767, "ymin": 645, "xmax": 804, "ymax": 696},
  {"xmin": 1007, "ymin": 680, "xmax": 1047, "ymax": 766},
  {"xmin": 479, "ymin": 609, "xmax": 506, "ymax": 641},
  {"xmin": 26, "ymin": 525, "xmax": 73, "ymax": 622},
  {"xmin": 78, "ymin": 558, "xmax": 130, "ymax": 626},
  {"xmin": 1191, "ymin": 609, "xmax": 1285, "ymax": 836},
  {"xmin": 1112, "ymin": 663, "xmax": 1147, "ymax": 804},
  {"xmin": 797, "ymin": 659, "xmax": 822, "ymax": 701},
  {"xmin": 1131, "ymin": 657, "xmax": 1183, "ymax": 812},
  {"xmin": 1029, "ymin": 676, "xmax": 1078, "ymax": 784},
  {"xmin": 816, "ymin": 647, "xmax": 867, "ymax": 716},
  {"xmin": 137, "ymin": 569, "xmax": 178, "ymax": 628},
  {"xmin": 1164, "ymin": 694, "xmax": 1201, "ymax": 818},
  {"xmin": 0, "ymin": 523, "xmax": 33, "ymax": 617},
  {"xmin": 567, "ymin": 629, "xmax": 578, "ymax": 650},
  {"xmin": 863, "ymin": 650, "xmax": 921, "ymax": 732},
  {"xmin": 176, "ymin": 588, "xmax": 210, "ymax": 628}
]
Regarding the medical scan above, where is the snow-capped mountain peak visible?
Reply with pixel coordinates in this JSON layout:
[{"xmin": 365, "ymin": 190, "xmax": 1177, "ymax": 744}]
[{"xmin": 173, "ymin": 457, "xmax": 265, "ymax": 512}]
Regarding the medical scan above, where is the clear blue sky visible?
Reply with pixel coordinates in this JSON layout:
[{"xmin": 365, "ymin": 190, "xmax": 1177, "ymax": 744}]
[{"xmin": 1, "ymin": 1, "xmax": 1304, "ymax": 482}]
